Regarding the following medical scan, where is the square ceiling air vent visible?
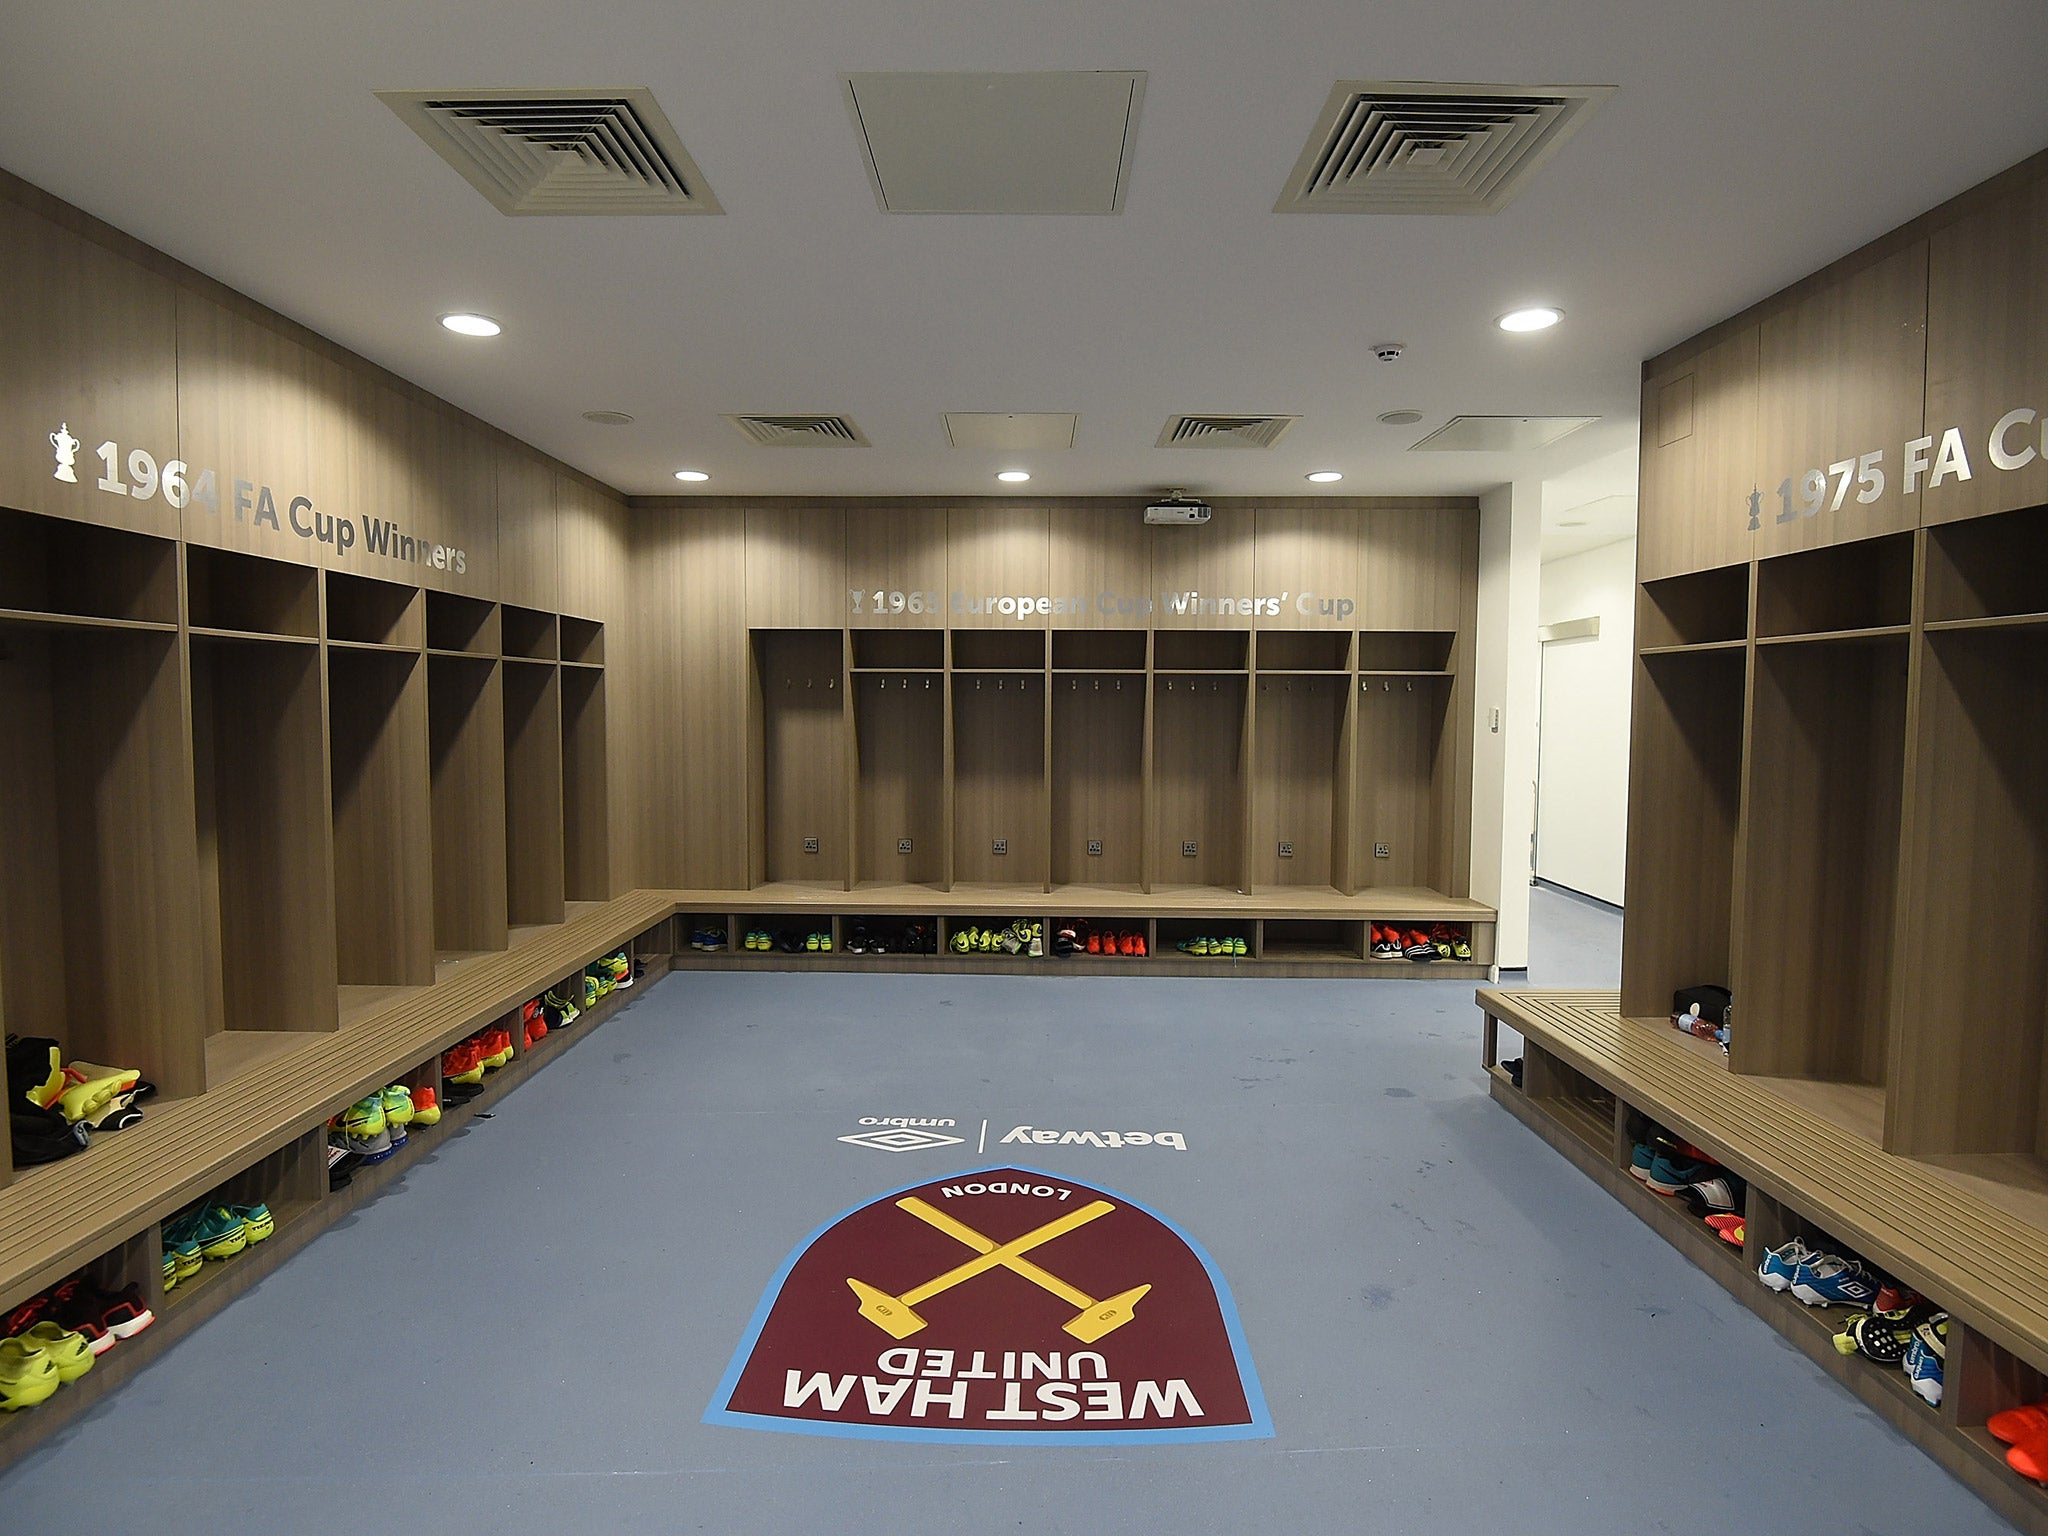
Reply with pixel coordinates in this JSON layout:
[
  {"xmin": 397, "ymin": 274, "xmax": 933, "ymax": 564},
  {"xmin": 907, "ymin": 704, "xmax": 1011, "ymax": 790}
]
[
  {"xmin": 944, "ymin": 413, "xmax": 1078, "ymax": 450},
  {"xmin": 1157, "ymin": 415, "xmax": 1298, "ymax": 449},
  {"xmin": 1276, "ymin": 81, "xmax": 1612, "ymax": 214},
  {"xmin": 1408, "ymin": 415, "xmax": 1599, "ymax": 452},
  {"xmin": 377, "ymin": 88, "xmax": 720, "ymax": 215},
  {"xmin": 725, "ymin": 415, "xmax": 870, "ymax": 447},
  {"xmin": 845, "ymin": 71, "xmax": 1145, "ymax": 214}
]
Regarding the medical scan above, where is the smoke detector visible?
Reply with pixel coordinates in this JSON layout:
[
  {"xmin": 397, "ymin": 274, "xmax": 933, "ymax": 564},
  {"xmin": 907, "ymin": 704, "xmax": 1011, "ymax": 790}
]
[{"xmin": 1371, "ymin": 342, "xmax": 1406, "ymax": 362}]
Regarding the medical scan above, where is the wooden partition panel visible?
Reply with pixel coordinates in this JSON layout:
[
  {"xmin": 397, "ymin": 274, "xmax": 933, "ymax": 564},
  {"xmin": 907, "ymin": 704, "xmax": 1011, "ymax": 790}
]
[
  {"xmin": 1249, "ymin": 675, "xmax": 1343, "ymax": 888},
  {"xmin": 503, "ymin": 663, "xmax": 565, "ymax": 927},
  {"xmin": 327, "ymin": 649, "xmax": 433, "ymax": 987},
  {"xmin": 561, "ymin": 666, "xmax": 610, "ymax": 901},
  {"xmin": 1738, "ymin": 639, "xmax": 1907, "ymax": 1085},
  {"xmin": 1352, "ymin": 677, "xmax": 1452, "ymax": 891},
  {"xmin": 1638, "ymin": 328, "xmax": 1762, "ymax": 583},
  {"xmin": 952, "ymin": 673, "xmax": 1047, "ymax": 887},
  {"xmin": 752, "ymin": 631, "xmax": 848, "ymax": 886},
  {"xmin": 1150, "ymin": 676, "xmax": 1246, "ymax": 890},
  {"xmin": 427, "ymin": 656, "xmax": 507, "ymax": 953},
  {"xmin": 1051, "ymin": 676, "xmax": 1145, "ymax": 888}
]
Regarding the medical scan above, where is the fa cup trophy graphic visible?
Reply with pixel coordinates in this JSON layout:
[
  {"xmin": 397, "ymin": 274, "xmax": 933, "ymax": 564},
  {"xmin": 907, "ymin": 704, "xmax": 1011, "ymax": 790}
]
[{"xmin": 51, "ymin": 423, "xmax": 80, "ymax": 483}]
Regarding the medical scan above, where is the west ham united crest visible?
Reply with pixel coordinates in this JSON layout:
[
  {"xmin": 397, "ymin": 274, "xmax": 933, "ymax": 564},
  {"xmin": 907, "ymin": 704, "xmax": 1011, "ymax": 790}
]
[{"xmin": 707, "ymin": 1166, "xmax": 1271, "ymax": 1444}]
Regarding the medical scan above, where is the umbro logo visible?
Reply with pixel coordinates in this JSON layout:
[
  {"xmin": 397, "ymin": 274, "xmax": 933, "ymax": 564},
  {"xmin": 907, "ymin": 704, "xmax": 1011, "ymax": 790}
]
[{"xmin": 839, "ymin": 1121, "xmax": 965, "ymax": 1154}]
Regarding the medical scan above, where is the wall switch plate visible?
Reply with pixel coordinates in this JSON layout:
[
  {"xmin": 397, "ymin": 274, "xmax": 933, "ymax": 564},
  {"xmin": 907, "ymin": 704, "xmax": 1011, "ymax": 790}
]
[
  {"xmin": 803, "ymin": 836, "xmax": 820, "ymax": 854},
  {"xmin": 1182, "ymin": 840, "xmax": 1198, "ymax": 858},
  {"xmin": 1087, "ymin": 839, "xmax": 1103, "ymax": 857},
  {"xmin": 1277, "ymin": 840, "xmax": 1294, "ymax": 859},
  {"xmin": 898, "ymin": 838, "xmax": 913, "ymax": 854},
  {"xmin": 1374, "ymin": 842, "xmax": 1391, "ymax": 859},
  {"xmin": 992, "ymin": 838, "xmax": 1007, "ymax": 856}
]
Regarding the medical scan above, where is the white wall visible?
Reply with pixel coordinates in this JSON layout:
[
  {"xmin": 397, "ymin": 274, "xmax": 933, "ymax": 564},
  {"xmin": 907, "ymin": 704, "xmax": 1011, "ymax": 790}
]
[
  {"xmin": 1471, "ymin": 479, "xmax": 1543, "ymax": 969},
  {"xmin": 1534, "ymin": 537, "xmax": 1636, "ymax": 905}
]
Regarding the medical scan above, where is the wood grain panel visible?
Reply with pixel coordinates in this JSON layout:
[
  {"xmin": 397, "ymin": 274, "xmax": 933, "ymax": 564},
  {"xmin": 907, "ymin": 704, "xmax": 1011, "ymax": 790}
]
[
  {"xmin": 174, "ymin": 293, "xmax": 352, "ymax": 568},
  {"xmin": 1618, "ymin": 651, "xmax": 1746, "ymax": 1018},
  {"xmin": 328, "ymin": 649, "xmax": 434, "ymax": 988},
  {"xmin": 1051, "ymin": 675, "xmax": 1145, "ymax": 886},
  {"xmin": 409, "ymin": 411, "xmax": 499, "ymax": 596},
  {"xmin": 754, "ymin": 631, "xmax": 847, "ymax": 884},
  {"xmin": 948, "ymin": 504, "xmax": 1050, "ymax": 628},
  {"xmin": 1638, "ymin": 327, "xmax": 1762, "ymax": 582},
  {"xmin": 1924, "ymin": 172, "xmax": 2048, "ymax": 526},
  {"xmin": 1249, "ymin": 675, "xmax": 1342, "ymax": 886},
  {"xmin": 503, "ymin": 662, "xmax": 565, "ymax": 927},
  {"xmin": 1049, "ymin": 503, "xmax": 1151, "ymax": 628},
  {"xmin": 745, "ymin": 503, "xmax": 848, "ymax": 627},
  {"xmin": 1253, "ymin": 507, "xmax": 1363, "ymax": 630},
  {"xmin": 1149, "ymin": 674, "xmax": 1245, "ymax": 887},
  {"xmin": 559, "ymin": 473, "xmax": 628, "ymax": 624},
  {"xmin": 0, "ymin": 633, "xmax": 69, "ymax": 1050},
  {"xmin": 495, "ymin": 450, "xmax": 559, "ymax": 612},
  {"xmin": 1887, "ymin": 632, "xmax": 2048, "ymax": 1155},
  {"xmin": 194, "ymin": 637, "xmax": 338, "ymax": 1040},
  {"xmin": 952, "ymin": 674, "xmax": 1047, "ymax": 885},
  {"xmin": 1353, "ymin": 676, "xmax": 1451, "ymax": 890},
  {"xmin": 853, "ymin": 675, "xmax": 946, "ymax": 886},
  {"xmin": 845, "ymin": 500, "xmax": 946, "ymax": 628},
  {"xmin": 428, "ymin": 656, "xmax": 507, "ymax": 953},
  {"xmin": 1149, "ymin": 505, "xmax": 1254, "ymax": 630},
  {"xmin": 1360, "ymin": 506, "xmax": 1474, "ymax": 630},
  {"xmin": 1751, "ymin": 242, "xmax": 1928, "ymax": 560},
  {"xmin": 0, "ymin": 197, "xmax": 180, "ymax": 537},
  {"xmin": 560, "ymin": 666, "xmax": 610, "ymax": 901},
  {"xmin": 1737, "ymin": 639, "xmax": 1907, "ymax": 1084}
]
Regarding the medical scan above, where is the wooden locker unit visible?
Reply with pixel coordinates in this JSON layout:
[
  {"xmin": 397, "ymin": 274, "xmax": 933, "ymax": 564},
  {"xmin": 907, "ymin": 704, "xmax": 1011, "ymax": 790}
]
[
  {"xmin": 1051, "ymin": 665, "xmax": 1146, "ymax": 891},
  {"xmin": 502, "ymin": 660, "xmax": 565, "ymax": 929},
  {"xmin": 326, "ymin": 646, "xmax": 433, "ymax": 989},
  {"xmin": 750, "ymin": 630, "xmax": 848, "ymax": 888},
  {"xmin": 426, "ymin": 654, "xmax": 507, "ymax": 955},
  {"xmin": 1149, "ymin": 666, "xmax": 1247, "ymax": 894},
  {"xmin": 1249, "ymin": 667, "xmax": 1346, "ymax": 891},
  {"xmin": 561, "ymin": 661, "xmax": 610, "ymax": 902},
  {"xmin": 951, "ymin": 666, "xmax": 1048, "ymax": 890},
  {"xmin": 1637, "ymin": 327, "xmax": 1762, "ymax": 583},
  {"xmin": 851, "ymin": 630, "xmax": 946, "ymax": 888}
]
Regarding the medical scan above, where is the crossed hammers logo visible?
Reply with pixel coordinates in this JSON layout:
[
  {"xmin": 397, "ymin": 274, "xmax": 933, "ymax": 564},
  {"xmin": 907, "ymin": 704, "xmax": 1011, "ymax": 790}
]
[{"xmin": 847, "ymin": 1197, "xmax": 1152, "ymax": 1343}]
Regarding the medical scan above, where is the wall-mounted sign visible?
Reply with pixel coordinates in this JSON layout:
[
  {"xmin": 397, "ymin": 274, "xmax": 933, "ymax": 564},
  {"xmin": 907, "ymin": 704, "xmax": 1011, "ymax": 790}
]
[
  {"xmin": 850, "ymin": 588, "xmax": 1356, "ymax": 622},
  {"xmin": 48, "ymin": 423, "xmax": 470, "ymax": 574},
  {"xmin": 1749, "ymin": 406, "xmax": 2046, "ymax": 531},
  {"xmin": 706, "ymin": 1166, "xmax": 1269, "ymax": 1444}
]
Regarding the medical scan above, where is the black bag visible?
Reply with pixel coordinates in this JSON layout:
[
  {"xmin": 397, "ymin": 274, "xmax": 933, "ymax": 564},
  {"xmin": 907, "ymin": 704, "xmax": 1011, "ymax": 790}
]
[{"xmin": 11, "ymin": 1103, "xmax": 88, "ymax": 1166}]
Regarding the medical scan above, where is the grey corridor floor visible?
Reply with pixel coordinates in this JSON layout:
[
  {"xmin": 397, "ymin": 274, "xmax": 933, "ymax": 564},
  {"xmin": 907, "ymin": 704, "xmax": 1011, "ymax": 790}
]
[{"xmin": 0, "ymin": 888, "xmax": 2018, "ymax": 1535}]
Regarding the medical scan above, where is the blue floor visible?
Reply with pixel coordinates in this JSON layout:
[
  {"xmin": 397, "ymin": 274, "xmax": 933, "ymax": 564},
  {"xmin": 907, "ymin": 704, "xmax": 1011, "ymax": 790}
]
[{"xmin": 0, "ymin": 892, "xmax": 2016, "ymax": 1534}]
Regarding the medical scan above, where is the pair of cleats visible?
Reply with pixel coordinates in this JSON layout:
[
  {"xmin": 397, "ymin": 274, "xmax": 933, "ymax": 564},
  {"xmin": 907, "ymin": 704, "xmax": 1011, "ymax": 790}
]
[
  {"xmin": 327, "ymin": 1084, "xmax": 421, "ymax": 1164},
  {"xmin": 690, "ymin": 928, "xmax": 726, "ymax": 951},
  {"xmin": 1628, "ymin": 1137, "xmax": 1740, "ymax": 1205},
  {"xmin": 586, "ymin": 950, "xmax": 633, "ymax": 996},
  {"xmin": 1757, "ymin": 1238, "xmax": 1885, "ymax": 1309},
  {"xmin": 1369, "ymin": 923, "xmax": 1473, "ymax": 961},
  {"xmin": 1083, "ymin": 930, "xmax": 1147, "ymax": 957},
  {"xmin": 162, "ymin": 1200, "xmax": 273, "ymax": 1282},
  {"xmin": 745, "ymin": 930, "xmax": 825, "ymax": 952},
  {"xmin": 949, "ymin": 923, "xmax": 1041, "ymax": 956},
  {"xmin": 1175, "ymin": 936, "xmax": 1247, "ymax": 957},
  {"xmin": 1984, "ymin": 1389, "xmax": 2048, "ymax": 1481},
  {"xmin": 540, "ymin": 986, "xmax": 581, "ymax": 1030},
  {"xmin": 0, "ymin": 1316, "xmax": 94, "ymax": 1411},
  {"xmin": 5, "ymin": 1276, "xmax": 153, "ymax": 1370},
  {"xmin": 521, "ymin": 999, "xmax": 549, "ymax": 1051}
]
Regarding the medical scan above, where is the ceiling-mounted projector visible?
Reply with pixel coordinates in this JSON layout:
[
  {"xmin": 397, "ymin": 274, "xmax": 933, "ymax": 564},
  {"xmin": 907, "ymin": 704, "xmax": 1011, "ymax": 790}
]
[{"xmin": 1144, "ymin": 493, "xmax": 1212, "ymax": 525}]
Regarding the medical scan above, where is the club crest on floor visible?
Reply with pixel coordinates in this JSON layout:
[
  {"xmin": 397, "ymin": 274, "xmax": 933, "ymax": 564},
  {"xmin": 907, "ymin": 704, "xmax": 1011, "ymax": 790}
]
[{"xmin": 707, "ymin": 1166, "xmax": 1271, "ymax": 1444}]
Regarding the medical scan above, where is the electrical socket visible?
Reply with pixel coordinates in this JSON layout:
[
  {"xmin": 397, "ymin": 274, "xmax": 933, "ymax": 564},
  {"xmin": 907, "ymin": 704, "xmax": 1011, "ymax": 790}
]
[
  {"xmin": 992, "ymin": 838, "xmax": 1007, "ymax": 856},
  {"xmin": 1277, "ymin": 841, "xmax": 1294, "ymax": 859},
  {"xmin": 803, "ymin": 836, "xmax": 819, "ymax": 854},
  {"xmin": 1182, "ymin": 840, "xmax": 1198, "ymax": 858},
  {"xmin": 1087, "ymin": 839, "xmax": 1104, "ymax": 857},
  {"xmin": 1374, "ymin": 842, "xmax": 1391, "ymax": 859},
  {"xmin": 898, "ymin": 838, "xmax": 913, "ymax": 854}
]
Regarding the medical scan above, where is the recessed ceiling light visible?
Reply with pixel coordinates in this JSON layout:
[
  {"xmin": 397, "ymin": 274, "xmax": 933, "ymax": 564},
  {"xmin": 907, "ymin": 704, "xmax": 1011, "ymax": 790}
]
[
  {"xmin": 996, "ymin": 470, "xmax": 1031, "ymax": 483},
  {"xmin": 582, "ymin": 410, "xmax": 634, "ymax": 426},
  {"xmin": 439, "ymin": 312, "xmax": 501, "ymax": 337},
  {"xmin": 1377, "ymin": 409, "xmax": 1424, "ymax": 426},
  {"xmin": 1305, "ymin": 471, "xmax": 1343, "ymax": 483},
  {"xmin": 674, "ymin": 469, "xmax": 710, "ymax": 482},
  {"xmin": 1497, "ymin": 306, "xmax": 1562, "ymax": 333}
]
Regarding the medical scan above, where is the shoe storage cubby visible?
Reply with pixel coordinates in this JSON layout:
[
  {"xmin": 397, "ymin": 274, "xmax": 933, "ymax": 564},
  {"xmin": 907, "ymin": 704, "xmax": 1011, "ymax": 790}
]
[
  {"xmin": 1737, "ymin": 636, "xmax": 1906, "ymax": 1088},
  {"xmin": 159, "ymin": 1128, "xmax": 326, "ymax": 1312},
  {"xmin": 952, "ymin": 671, "xmax": 1047, "ymax": 887},
  {"xmin": 1261, "ymin": 918, "xmax": 1363, "ymax": 963},
  {"xmin": 1517, "ymin": 1041, "xmax": 1618, "ymax": 1161},
  {"xmin": 502, "ymin": 661, "xmax": 565, "ymax": 929},
  {"xmin": 1618, "ymin": 649, "xmax": 1746, "ymax": 1019},
  {"xmin": 1050, "ymin": 673, "xmax": 1144, "ymax": 889},
  {"xmin": 750, "ymin": 630, "xmax": 848, "ymax": 886},
  {"xmin": 327, "ymin": 646, "xmax": 434, "ymax": 989},
  {"xmin": 184, "ymin": 545, "xmax": 318, "ymax": 639},
  {"xmin": 427, "ymin": 655, "xmax": 508, "ymax": 954},
  {"xmin": 0, "ymin": 507, "xmax": 179, "ymax": 626},
  {"xmin": 190, "ymin": 632, "xmax": 337, "ymax": 1052},
  {"xmin": 1250, "ymin": 674, "xmax": 1345, "ymax": 889},
  {"xmin": 1638, "ymin": 563, "xmax": 1750, "ymax": 650},
  {"xmin": 1925, "ymin": 506, "xmax": 2048, "ymax": 626},
  {"xmin": 325, "ymin": 570, "xmax": 422, "ymax": 649},
  {"xmin": 852, "ymin": 672, "xmax": 946, "ymax": 888},
  {"xmin": 1156, "ymin": 916, "xmax": 1253, "ymax": 958},
  {"xmin": 1754, "ymin": 531, "xmax": 1915, "ymax": 638}
]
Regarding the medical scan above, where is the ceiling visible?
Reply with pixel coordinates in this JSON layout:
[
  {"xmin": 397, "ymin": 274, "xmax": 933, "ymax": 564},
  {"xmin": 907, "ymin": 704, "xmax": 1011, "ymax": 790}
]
[{"xmin": 3, "ymin": 2, "xmax": 2044, "ymax": 528}]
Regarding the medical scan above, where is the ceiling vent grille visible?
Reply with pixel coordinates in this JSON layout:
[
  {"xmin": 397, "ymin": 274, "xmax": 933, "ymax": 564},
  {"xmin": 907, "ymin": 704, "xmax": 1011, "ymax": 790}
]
[
  {"xmin": 725, "ymin": 414, "xmax": 871, "ymax": 447},
  {"xmin": 1276, "ymin": 81, "xmax": 1611, "ymax": 215},
  {"xmin": 1157, "ymin": 415, "xmax": 1298, "ymax": 449},
  {"xmin": 377, "ymin": 88, "xmax": 721, "ymax": 215}
]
